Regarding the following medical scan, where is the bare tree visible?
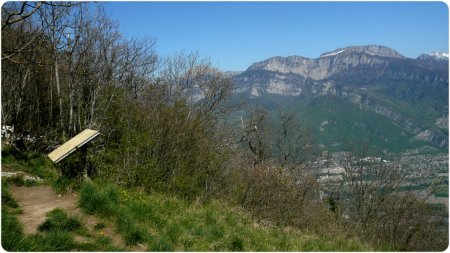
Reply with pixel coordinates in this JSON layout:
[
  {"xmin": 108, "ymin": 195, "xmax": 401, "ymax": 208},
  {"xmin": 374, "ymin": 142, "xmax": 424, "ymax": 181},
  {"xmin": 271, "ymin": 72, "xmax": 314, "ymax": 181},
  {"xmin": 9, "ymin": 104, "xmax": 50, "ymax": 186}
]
[
  {"xmin": 2, "ymin": 2, "xmax": 43, "ymax": 30},
  {"xmin": 238, "ymin": 107, "xmax": 271, "ymax": 166},
  {"xmin": 274, "ymin": 112, "xmax": 316, "ymax": 171},
  {"xmin": 325, "ymin": 147, "xmax": 448, "ymax": 250}
]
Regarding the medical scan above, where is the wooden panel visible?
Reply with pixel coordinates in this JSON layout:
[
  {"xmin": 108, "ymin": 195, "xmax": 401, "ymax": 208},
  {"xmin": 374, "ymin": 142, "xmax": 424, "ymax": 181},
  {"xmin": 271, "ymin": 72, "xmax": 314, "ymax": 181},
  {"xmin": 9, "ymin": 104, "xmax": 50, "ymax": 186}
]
[{"xmin": 48, "ymin": 129, "xmax": 99, "ymax": 163}]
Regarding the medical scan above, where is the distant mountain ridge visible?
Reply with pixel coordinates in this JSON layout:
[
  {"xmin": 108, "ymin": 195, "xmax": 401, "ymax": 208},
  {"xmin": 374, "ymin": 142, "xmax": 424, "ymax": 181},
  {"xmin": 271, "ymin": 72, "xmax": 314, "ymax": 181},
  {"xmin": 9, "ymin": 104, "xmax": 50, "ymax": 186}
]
[
  {"xmin": 319, "ymin": 45, "xmax": 405, "ymax": 58},
  {"xmin": 229, "ymin": 45, "xmax": 449, "ymax": 153},
  {"xmin": 245, "ymin": 45, "xmax": 447, "ymax": 82}
]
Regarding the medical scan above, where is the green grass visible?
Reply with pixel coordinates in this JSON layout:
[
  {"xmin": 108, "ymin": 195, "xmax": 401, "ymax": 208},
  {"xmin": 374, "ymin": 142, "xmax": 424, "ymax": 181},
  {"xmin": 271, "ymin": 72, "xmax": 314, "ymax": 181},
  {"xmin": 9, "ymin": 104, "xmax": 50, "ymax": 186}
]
[
  {"xmin": 51, "ymin": 175, "xmax": 83, "ymax": 194},
  {"xmin": 78, "ymin": 181, "xmax": 373, "ymax": 251},
  {"xmin": 1, "ymin": 187, "xmax": 122, "ymax": 251},
  {"xmin": 79, "ymin": 182, "xmax": 119, "ymax": 217},
  {"xmin": 37, "ymin": 208, "xmax": 84, "ymax": 233},
  {"xmin": 1, "ymin": 207, "xmax": 25, "ymax": 251},
  {"xmin": 19, "ymin": 231, "xmax": 77, "ymax": 251},
  {"xmin": 2, "ymin": 208, "xmax": 123, "ymax": 251},
  {"xmin": 1, "ymin": 146, "xmax": 58, "ymax": 182},
  {"xmin": 2, "ymin": 180, "xmax": 19, "ymax": 208},
  {"xmin": 1, "ymin": 145, "xmax": 90, "ymax": 194}
]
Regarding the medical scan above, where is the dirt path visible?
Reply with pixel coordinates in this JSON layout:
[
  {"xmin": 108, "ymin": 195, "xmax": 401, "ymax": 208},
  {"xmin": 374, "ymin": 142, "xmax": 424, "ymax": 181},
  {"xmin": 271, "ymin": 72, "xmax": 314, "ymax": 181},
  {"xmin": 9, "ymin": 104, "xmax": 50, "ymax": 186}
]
[
  {"xmin": 10, "ymin": 185, "xmax": 78, "ymax": 234},
  {"xmin": 9, "ymin": 185, "xmax": 126, "ymax": 248}
]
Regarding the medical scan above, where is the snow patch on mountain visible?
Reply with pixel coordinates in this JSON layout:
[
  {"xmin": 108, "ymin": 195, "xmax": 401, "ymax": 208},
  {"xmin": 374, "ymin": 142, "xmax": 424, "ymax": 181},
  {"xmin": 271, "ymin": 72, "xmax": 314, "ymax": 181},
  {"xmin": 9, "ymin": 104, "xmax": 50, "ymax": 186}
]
[
  {"xmin": 320, "ymin": 49, "xmax": 345, "ymax": 58},
  {"xmin": 429, "ymin": 51, "xmax": 449, "ymax": 60}
]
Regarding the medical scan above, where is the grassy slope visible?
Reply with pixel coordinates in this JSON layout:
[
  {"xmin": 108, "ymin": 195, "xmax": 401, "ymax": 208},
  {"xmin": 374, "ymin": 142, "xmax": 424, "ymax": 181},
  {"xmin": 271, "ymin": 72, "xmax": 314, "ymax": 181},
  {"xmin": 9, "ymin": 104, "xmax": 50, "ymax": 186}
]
[
  {"xmin": 78, "ymin": 182, "xmax": 372, "ymax": 251},
  {"xmin": 1, "ymin": 148, "xmax": 373, "ymax": 251}
]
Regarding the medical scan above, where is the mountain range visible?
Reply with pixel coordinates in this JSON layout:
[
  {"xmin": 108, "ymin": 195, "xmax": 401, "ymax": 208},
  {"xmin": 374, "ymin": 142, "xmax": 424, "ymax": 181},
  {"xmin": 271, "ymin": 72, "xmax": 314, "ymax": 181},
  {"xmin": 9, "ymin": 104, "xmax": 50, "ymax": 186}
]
[{"xmin": 227, "ymin": 45, "xmax": 449, "ymax": 154}]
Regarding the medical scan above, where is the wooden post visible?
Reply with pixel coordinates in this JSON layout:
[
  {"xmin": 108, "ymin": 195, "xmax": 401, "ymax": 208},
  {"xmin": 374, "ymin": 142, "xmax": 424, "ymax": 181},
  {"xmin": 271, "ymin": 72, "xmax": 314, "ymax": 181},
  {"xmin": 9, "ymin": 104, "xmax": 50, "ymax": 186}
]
[{"xmin": 80, "ymin": 145, "xmax": 89, "ymax": 180}]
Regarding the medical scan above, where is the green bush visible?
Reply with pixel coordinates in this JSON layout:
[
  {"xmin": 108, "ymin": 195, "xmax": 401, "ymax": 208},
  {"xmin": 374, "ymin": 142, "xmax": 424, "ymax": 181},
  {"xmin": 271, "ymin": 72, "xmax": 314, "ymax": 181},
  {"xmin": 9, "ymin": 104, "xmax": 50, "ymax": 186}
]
[{"xmin": 94, "ymin": 100, "xmax": 228, "ymax": 200}]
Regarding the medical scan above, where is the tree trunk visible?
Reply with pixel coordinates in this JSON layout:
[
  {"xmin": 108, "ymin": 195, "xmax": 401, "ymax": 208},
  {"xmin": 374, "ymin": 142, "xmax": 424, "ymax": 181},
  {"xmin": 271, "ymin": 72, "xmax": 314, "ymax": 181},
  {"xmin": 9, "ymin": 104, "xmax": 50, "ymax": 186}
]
[
  {"xmin": 54, "ymin": 57, "xmax": 65, "ymax": 140},
  {"xmin": 80, "ymin": 145, "xmax": 89, "ymax": 180},
  {"xmin": 69, "ymin": 79, "xmax": 74, "ymax": 135},
  {"xmin": 15, "ymin": 67, "xmax": 29, "ymax": 122},
  {"xmin": 49, "ymin": 67, "xmax": 53, "ymax": 132}
]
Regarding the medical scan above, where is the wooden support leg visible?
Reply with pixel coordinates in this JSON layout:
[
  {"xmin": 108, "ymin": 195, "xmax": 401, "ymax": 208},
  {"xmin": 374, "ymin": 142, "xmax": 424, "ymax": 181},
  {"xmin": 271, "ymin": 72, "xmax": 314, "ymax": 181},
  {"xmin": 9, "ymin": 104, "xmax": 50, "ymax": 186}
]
[{"xmin": 80, "ymin": 146, "xmax": 89, "ymax": 180}]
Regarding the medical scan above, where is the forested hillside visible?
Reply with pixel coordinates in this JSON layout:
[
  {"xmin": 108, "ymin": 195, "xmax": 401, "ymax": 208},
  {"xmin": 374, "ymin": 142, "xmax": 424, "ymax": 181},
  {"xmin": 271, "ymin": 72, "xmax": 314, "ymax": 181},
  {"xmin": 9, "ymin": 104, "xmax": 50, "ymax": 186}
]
[{"xmin": 1, "ymin": 2, "xmax": 448, "ymax": 251}]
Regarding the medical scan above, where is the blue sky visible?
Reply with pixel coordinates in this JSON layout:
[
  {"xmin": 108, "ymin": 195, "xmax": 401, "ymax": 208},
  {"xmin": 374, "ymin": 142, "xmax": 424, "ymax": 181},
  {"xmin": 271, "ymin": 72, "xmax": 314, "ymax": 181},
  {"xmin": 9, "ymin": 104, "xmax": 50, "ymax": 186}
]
[{"xmin": 103, "ymin": 1, "xmax": 449, "ymax": 71}]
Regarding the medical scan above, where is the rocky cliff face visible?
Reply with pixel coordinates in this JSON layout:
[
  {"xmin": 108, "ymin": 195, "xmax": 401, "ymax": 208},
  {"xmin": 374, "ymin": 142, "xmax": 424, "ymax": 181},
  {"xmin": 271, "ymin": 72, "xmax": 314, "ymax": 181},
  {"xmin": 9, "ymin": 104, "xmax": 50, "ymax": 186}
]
[
  {"xmin": 232, "ymin": 70, "xmax": 306, "ymax": 97},
  {"xmin": 246, "ymin": 45, "xmax": 406, "ymax": 80},
  {"xmin": 320, "ymin": 45, "xmax": 405, "ymax": 58},
  {"xmin": 245, "ymin": 45, "xmax": 447, "ymax": 86}
]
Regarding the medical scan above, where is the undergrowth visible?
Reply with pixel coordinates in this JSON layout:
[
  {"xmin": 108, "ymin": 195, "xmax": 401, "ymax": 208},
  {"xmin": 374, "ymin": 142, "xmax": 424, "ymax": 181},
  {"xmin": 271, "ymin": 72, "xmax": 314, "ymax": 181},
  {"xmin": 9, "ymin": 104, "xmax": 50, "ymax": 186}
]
[
  {"xmin": 1, "ymin": 147, "xmax": 373, "ymax": 251},
  {"xmin": 78, "ymin": 181, "xmax": 373, "ymax": 251},
  {"xmin": 1, "ymin": 146, "xmax": 84, "ymax": 193},
  {"xmin": 1, "ymin": 146, "xmax": 58, "ymax": 182}
]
